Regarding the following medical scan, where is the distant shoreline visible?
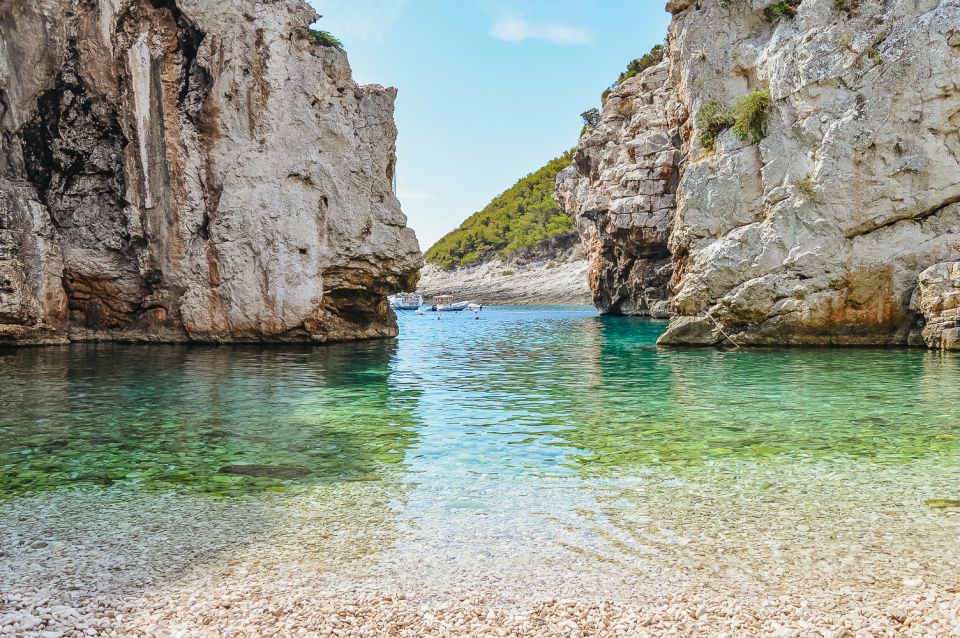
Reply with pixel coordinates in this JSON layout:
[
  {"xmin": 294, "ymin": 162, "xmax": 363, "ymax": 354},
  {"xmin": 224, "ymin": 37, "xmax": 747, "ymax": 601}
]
[{"xmin": 417, "ymin": 258, "xmax": 592, "ymax": 306}]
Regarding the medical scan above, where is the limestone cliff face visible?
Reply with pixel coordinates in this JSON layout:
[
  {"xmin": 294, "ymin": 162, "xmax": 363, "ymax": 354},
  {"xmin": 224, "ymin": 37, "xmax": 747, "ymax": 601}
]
[
  {"xmin": 913, "ymin": 262, "xmax": 960, "ymax": 350},
  {"xmin": 0, "ymin": 0, "xmax": 421, "ymax": 345},
  {"xmin": 561, "ymin": 0, "xmax": 960, "ymax": 348},
  {"xmin": 557, "ymin": 59, "xmax": 688, "ymax": 318}
]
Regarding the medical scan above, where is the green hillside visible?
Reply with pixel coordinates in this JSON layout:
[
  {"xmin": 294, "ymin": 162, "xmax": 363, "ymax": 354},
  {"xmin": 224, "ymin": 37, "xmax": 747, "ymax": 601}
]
[{"xmin": 425, "ymin": 152, "xmax": 575, "ymax": 270}]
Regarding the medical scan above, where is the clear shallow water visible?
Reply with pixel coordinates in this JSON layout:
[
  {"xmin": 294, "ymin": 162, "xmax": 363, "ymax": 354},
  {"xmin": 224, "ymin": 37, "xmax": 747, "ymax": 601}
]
[
  {"xmin": 4, "ymin": 305, "xmax": 960, "ymax": 611},
  {"xmin": 2, "ymin": 305, "xmax": 960, "ymax": 496}
]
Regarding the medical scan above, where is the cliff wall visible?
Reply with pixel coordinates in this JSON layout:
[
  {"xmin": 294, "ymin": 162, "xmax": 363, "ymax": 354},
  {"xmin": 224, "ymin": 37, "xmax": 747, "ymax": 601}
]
[
  {"xmin": 0, "ymin": 0, "xmax": 421, "ymax": 344},
  {"xmin": 557, "ymin": 58, "xmax": 688, "ymax": 317},
  {"xmin": 560, "ymin": 0, "xmax": 960, "ymax": 348}
]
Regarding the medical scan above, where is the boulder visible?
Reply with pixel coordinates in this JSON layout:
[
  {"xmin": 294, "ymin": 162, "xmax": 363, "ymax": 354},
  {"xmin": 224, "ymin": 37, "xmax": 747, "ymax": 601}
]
[{"xmin": 914, "ymin": 262, "xmax": 960, "ymax": 350}]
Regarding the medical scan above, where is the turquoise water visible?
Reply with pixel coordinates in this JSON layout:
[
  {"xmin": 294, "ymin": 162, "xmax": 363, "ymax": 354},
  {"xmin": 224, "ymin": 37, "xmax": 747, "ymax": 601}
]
[
  {"xmin": 2, "ymin": 305, "xmax": 960, "ymax": 497},
  {"xmin": 3, "ymin": 307, "xmax": 960, "ymax": 638},
  {"xmin": 0, "ymin": 307, "xmax": 960, "ymax": 496}
]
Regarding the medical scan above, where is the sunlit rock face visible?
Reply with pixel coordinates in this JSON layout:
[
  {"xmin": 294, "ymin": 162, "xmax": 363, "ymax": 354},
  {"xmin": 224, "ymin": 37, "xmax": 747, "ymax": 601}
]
[
  {"xmin": 556, "ymin": 59, "xmax": 689, "ymax": 318},
  {"xmin": 913, "ymin": 262, "xmax": 960, "ymax": 350},
  {"xmin": 561, "ymin": 0, "xmax": 960, "ymax": 348},
  {"xmin": 0, "ymin": 0, "xmax": 421, "ymax": 345}
]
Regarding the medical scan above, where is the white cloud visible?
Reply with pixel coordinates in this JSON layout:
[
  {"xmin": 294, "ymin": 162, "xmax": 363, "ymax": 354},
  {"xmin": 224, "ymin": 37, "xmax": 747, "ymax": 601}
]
[
  {"xmin": 489, "ymin": 16, "xmax": 590, "ymax": 45},
  {"xmin": 309, "ymin": 0, "xmax": 407, "ymax": 42}
]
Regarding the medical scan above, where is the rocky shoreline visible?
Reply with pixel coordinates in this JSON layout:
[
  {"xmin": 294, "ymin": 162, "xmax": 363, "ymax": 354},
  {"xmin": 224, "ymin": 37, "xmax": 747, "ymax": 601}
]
[{"xmin": 417, "ymin": 258, "xmax": 591, "ymax": 306}]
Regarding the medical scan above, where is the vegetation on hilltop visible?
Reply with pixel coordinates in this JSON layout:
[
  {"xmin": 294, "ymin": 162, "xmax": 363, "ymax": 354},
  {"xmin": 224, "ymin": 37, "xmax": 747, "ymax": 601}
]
[
  {"xmin": 582, "ymin": 43, "xmax": 666, "ymax": 137},
  {"xmin": 309, "ymin": 29, "xmax": 342, "ymax": 48},
  {"xmin": 426, "ymin": 43, "xmax": 669, "ymax": 271},
  {"xmin": 425, "ymin": 152, "xmax": 575, "ymax": 270},
  {"xmin": 601, "ymin": 44, "xmax": 665, "ymax": 105}
]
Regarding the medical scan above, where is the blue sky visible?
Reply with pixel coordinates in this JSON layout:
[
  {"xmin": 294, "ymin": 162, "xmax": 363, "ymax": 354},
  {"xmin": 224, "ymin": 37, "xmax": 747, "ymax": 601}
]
[{"xmin": 308, "ymin": 0, "xmax": 671, "ymax": 250}]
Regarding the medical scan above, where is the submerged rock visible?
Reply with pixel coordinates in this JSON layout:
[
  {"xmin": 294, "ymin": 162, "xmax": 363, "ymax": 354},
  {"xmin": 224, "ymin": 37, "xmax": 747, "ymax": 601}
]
[
  {"xmin": 218, "ymin": 465, "xmax": 312, "ymax": 480},
  {"xmin": 560, "ymin": 1, "xmax": 960, "ymax": 347},
  {"xmin": 924, "ymin": 499, "xmax": 960, "ymax": 510},
  {"xmin": 0, "ymin": 0, "xmax": 421, "ymax": 345}
]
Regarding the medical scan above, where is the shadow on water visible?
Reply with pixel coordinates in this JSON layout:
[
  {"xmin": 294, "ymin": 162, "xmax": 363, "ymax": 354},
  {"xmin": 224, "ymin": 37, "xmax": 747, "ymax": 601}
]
[
  {"xmin": 0, "ymin": 341, "xmax": 420, "ymax": 496},
  {"xmin": 0, "ymin": 340, "xmax": 422, "ymax": 600}
]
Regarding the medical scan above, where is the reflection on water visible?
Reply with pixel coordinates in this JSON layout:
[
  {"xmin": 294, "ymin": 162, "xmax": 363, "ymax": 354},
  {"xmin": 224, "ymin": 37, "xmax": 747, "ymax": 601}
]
[
  {"xmin": 2, "ymin": 306, "xmax": 960, "ymax": 497},
  {"xmin": 2, "ymin": 306, "xmax": 960, "ymax": 604},
  {"xmin": 0, "ymin": 341, "xmax": 419, "ymax": 495}
]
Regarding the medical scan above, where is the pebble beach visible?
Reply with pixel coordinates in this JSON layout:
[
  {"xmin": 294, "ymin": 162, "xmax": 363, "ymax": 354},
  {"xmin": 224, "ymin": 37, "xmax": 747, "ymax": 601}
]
[
  {"xmin": 417, "ymin": 260, "xmax": 591, "ymax": 306},
  {"xmin": 4, "ymin": 459, "xmax": 960, "ymax": 637},
  {"xmin": 4, "ymin": 313, "xmax": 960, "ymax": 637}
]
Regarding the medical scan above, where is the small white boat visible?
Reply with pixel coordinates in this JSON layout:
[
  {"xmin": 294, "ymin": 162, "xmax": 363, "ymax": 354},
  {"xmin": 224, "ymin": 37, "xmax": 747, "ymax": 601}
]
[
  {"xmin": 428, "ymin": 295, "xmax": 471, "ymax": 312},
  {"xmin": 388, "ymin": 293, "xmax": 423, "ymax": 310},
  {"xmin": 467, "ymin": 303, "xmax": 483, "ymax": 312}
]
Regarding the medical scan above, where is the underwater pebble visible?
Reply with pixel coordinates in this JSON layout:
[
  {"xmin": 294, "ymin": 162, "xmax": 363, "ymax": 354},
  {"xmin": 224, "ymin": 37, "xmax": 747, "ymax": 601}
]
[{"xmin": 2, "ymin": 469, "xmax": 960, "ymax": 637}]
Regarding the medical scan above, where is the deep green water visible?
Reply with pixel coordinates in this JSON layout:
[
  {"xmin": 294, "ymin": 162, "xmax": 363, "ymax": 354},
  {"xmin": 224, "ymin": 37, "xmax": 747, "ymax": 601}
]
[{"xmin": 2, "ymin": 306, "xmax": 960, "ymax": 497}]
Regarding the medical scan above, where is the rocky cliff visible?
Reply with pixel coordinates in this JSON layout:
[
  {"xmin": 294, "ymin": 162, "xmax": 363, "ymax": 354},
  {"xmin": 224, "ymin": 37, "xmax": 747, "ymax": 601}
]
[
  {"xmin": 556, "ymin": 57, "xmax": 688, "ymax": 318},
  {"xmin": 914, "ymin": 261, "xmax": 960, "ymax": 350},
  {"xmin": 0, "ymin": 0, "xmax": 421, "ymax": 345},
  {"xmin": 560, "ymin": 0, "xmax": 960, "ymax": 348}
]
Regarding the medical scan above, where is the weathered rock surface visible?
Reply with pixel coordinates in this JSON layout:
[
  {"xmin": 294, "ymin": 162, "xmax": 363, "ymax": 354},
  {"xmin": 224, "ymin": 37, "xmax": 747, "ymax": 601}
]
[
  {"xmin": 561, "ymin": 0, "xmax": 960, "ymax": 348},
  {"xmin": 557, "ymin": 59, "xmax": 688, "ymax": 318},
  {"xmin": 417, "ymin": 254, "xmax": 591, "ymax": 306},
  {"xmin": 662, "ymin": 0, "xmax": 960, "ymax": 347},
  {"xmin": 0, "ymin": 0, "xmax": 421, "ymax": 345},
  {"xmin": 913, "ymin": 261, "xmax": 960, "ymax": 350}
]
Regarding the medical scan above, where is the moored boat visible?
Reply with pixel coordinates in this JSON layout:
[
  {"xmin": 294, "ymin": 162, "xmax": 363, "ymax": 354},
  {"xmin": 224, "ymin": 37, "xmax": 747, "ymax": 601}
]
[
  {"xmin": 388, "ymin": 293, "xmax": 423, "ymax": 310},
  {"xmin": 428, "ymin": 295, "xmax": 471, "ymax": 312}
]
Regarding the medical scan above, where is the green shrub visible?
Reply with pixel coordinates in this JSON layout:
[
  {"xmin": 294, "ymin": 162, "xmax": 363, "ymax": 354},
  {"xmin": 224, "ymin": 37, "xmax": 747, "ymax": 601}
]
[
  {"xmin": 613, "ymin": 44, "xmax": 665, "ymax": 87},
  {"xmin": 581, "ymin": 108, "xmax": 600, "ymax": 128},
  {"xmin": 731, "ymin": 88, "xmax": 772, "ymax": 144},
  {"xmin": 696, "ymin": 88, "xmax": 772, "ymax": 150},
  {"xmin": 696, "ymin": 101, "xmax": 735, "ymax": 151},
  {"xmin": 598, "ymin": 44, "xmax": 666, "ymax": 108},
  {"xmin": 764, "ymin": 0, "xmax": 800, "ymax": 21},
  {"xmin": 424, "ymin": 152, "xmax": 576, "ymax": 270},
  {"xmin": 309, "ymin": 29, "xmax": 342, "ymax": 48},
  {"xmin": 797, "ymin": 175, "xmax": 817, "ymax": 200},
  {"xmin": 865, "ymin": 46, "xmax": 883, "ymax": 65}
]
